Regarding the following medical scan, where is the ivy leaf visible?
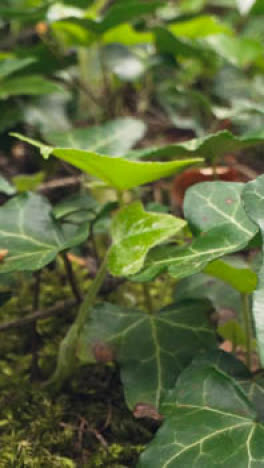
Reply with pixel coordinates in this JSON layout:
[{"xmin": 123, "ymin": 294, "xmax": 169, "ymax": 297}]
[
  {"xmin": 0, "ymin": 192, "xmax": 90, "ymax": 273},
  {"xmin": 0, "ymin": 176, "xmax": 16, "ymax": 196},
  {"xmin": 138, "ymin": 356, "xmax": 264, "ymax": 468},
  {"xmin": 44, "ymin": 118, "xmax": 146, "ymax": 156},
  {"xmin": 108, "ymin": 202, "xmax": 186, "ymax": 276},
  {"xmin": 77, "ymin": 300, "xmax": 216, "ymax": 410},
  {"xmin": 10, "ymin": 134, "xmax": 202, "ymax": 191},
  {"xmin": 134, "ymin": 182, "xmax": 257, "ymax": 282},
  {"xmin": 130, "ymin": 130, "xmax": 264, "ymax": 162},
  {"xmin": 242, "ymin": 175, "xmax": 264, "ymax": 366},
  {"xmin": 0, "ymin": 75, "xmax": 63, "ymax": 100}
]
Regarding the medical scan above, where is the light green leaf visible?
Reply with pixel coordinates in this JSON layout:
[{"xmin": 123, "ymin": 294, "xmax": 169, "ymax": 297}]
[
  {"xmin": 44, "ymin": 118, "xmax": 146, "ymax": 155},
  {"xmin": 130, "ymin": 129, "xmax": 264, "ymax": 162},
  {"xmin": 242, "ymin": 175, "xmax": 264, "ymax": 366},
  {"xmin": 204, "ymin": 259, "xmax": 257, "ymax": 293},
  {"xmin": 206, "ymin": 34, "xmax": 263, "ymax": 67},
  {"xmin": 12, "ymin": 172, "xmax": 45, "ymax": 192},
  {"xmin": 138, "ymin": 356, "xmax": 264, "ymax": 468},
  {"xmin": 103, "ymin": 23, "xmax": 153, "ymax": 46},
  {"xmin": 108, "ymin": 202, "xmax": 186, "ymax": 276},
  {"xmin": 169, "ymin": 15, "xmax": 232, "ymax": 38},
  {"xmin": 0, "ymin": 192, "xmax": 90, "ymax": 273},
  {"xmin": 0, "ymin": 176, "xmax": 16, "ymax": 196},
  {"xmin": 134, "ymin": 182, "xmax": 257, "ymax": 282},
  {"xmin": 0, "ymin": 75, "xmax": 63, "ymax": 100},
  {"xmin": 10, "ymin": 134, "xmax": 203, "ymax": 191},
  {"xmin": 77, "ymin": 300, "xmax": 216, "ymax": 409}
]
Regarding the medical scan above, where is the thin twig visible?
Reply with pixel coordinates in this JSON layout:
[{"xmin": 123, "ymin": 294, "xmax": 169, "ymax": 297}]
[
  {"xmin": 38, "ymin": 176, "xmax": 82, "ymax": 193},
  {"xmin": 0, "ymin": 299, "xmax": 76, "ymax": 332}
]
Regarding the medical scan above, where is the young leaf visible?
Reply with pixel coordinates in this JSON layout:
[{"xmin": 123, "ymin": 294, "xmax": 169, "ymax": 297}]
[
  {"xmin": 134, "ymin": 182, "xmax": 257, "ymax": 282},
  {"xmin": 44, "ymin": 118, "xmax": 146, "ymax": 155},
  {"xmin": 108, "ymin": 201, "xmax": 186, "ymax": 276},
  {"xmin": 10, "ymin": 134, "xmax": 203, "ymax": 190},
  {"xmin": 77, "ymin": 300, "xmax": 216, "ymax": 410},
  {"xmin": 242, "ymin": 175, "xmax": 264, "ymax": 366},
  {"xmin": 138, "ymin": 356, "xmax": 264, "ymax": 468},
  {"xmin": 169, "ymin": 15, "xmax": 232, "ymax": 38},
  {"xmin": 0, "ymin": 176, "xmax": 16, "ymax": 196},
  {"xmin": 129, "ymin": 130, "xmax": 264, "ymax": 162},
  {"xmin": 0, "ymin": 192, "xmax": 90, "ymax": 273}
]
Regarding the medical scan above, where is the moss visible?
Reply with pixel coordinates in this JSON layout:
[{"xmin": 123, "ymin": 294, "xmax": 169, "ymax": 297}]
[{"xmin": 0, "ymin": 263, "xmax": 157, "ymax": 467}]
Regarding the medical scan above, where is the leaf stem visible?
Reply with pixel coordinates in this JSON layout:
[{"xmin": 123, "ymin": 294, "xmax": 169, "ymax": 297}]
[
  {"xmin": 241, "ymin": 293, "xmax": 252, "ymax": 371},
  {"xmin": 62, "ymin": 253, "xmax": 82, "ymax": 304}
]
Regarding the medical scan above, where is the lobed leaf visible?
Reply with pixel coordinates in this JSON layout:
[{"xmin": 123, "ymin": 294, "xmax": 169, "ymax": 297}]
[
  {"xmin": 134, "ymin": 182, "xmax": 258, "ymax": 282},
  {"xmin": 138, "ymin": 354, "xmax": 264, "ymax": 468},
  {"xmin": 77, "ymin": 301, "xmax": 216, "ymax": 410},
  {"xmin": 108, "ymin": 201, "xmax": 186, "ymax": 276},
  {"xmin": 0, "ymin": 192, "xmax": 90, "ymax": 273}
]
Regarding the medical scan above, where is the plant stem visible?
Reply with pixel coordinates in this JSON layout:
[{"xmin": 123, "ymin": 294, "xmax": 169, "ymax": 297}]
[
  {"xmin": 30, "ymin": 270, "xmax": 41, "ymax": 380},
  {"xmin": 117, "ymin": 190, "xmax": 125, "ymax": 208},
  {"xmin": 62, "ymin": 253, "xmax": 82, "ymax": 304},
  {"xmin": 143, "ymin": 283, "xmax": 154, "ymax": 314},
  {"xmin": 77, "ymin": 254, "xmax": 109, "ymax": 329},
  {"xmin": 241, "ymin": 293, "xmax": 252, "ymax": 371}
]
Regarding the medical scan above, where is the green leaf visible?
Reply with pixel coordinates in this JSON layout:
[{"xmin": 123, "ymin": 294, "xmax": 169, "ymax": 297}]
[
  {"xmin": 103, "ymin": 23, "xmax": 153, "ymax": 46},
  {"xmin": 242, "ymin": 175, "xmax": 264, "ymax": 366},
  {"xmin": 44, "ymin": 118, "xmax": 146, "ymax": 155},
  {"xmin": 0, "ymin": 192, "xmax": 90, "ymax": 274},
  {"xmin": 138, "ymin": 356, "xmax": 264, "ymax": 468},
  {"xmin": 206, "ymin": 34, "xmax": 263, "ymax": 67},
  {"xmin": 134, "ymin": 182, "xmax": 257, "ymax": 282},
  {"xmin": 98, "ymin": 0, "xmax": 162, "ymax": 34},
  {"xmin": 108, "ymin": 202, "xmax": 186, "ymax": 276},
  {"xmin": 169, "ymin": 15, "xmax": 232, "ymax": 38},
  {"xmin": 204, "ymin": 259, "xmax": 257, "ymax": 293},
  {"xmin": 0, "ymin": 75, "xmax": 63, "ymax": 100},
  {"xmin": 12, "ymin": 172, "xmax": 45, "ymax": 192},
  {"xmin": 0, "ymin": 57, "xmax": 36, "ymax": 80},
  {"xmin": 52, "ymin": 193, "xmax": 99, "ymax": 220},
  {"xmin": 77, "ymin": 300, "xmax": 216, "ymax": 409},
  {"xmin": 130, "ymin": 129, "xmax": 264, "ymax": 162},
  {"xmin": 10, "ymin": 134, "xmax": 203, "ymax": 191},
  {"xmin": 0, "ymin": 176, "xmax": 16, "ymax": 196}
]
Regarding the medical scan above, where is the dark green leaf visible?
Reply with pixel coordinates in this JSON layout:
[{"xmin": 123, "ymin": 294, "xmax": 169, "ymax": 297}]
[
  {"xmin": 138, "ymin": 356, "xmax": 263, "ymax": 468},
  {"xmin": 44, "ymin": 118, "xmax": 146, "ymax": 155},
  {"xmin": 242, "ymin": 175, "xmax": 264, "ymax": 366},
  {"xmin": 130, "ymin": 130, "xmax": 264, "ymax": 162},
  {"xmin": 0, "ymin": 75, "xmax": 63, "ymax": 100},
  {"xmin": 77, "ymin": 300, "xmax": 216, "ymax": 409},
  {"xmin": 0, "ymin": 193, "xmax": 90, "ymax": 273}
]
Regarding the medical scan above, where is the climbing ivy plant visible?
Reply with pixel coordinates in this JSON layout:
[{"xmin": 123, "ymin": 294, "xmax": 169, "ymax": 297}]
[{"xmin": 4, "ymin": 130, "xmax": 264, "ymax": 467}]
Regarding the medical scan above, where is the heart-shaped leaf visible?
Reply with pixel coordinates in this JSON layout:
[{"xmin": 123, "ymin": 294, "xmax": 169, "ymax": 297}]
[
  {"xmin": 108, "ymin": 201, "xmax": 186, "ymax": 276},
  {"xmin": 44, "ymin": 118, "xmax": 146, "ymax": 155},
  {"xmin": 242, "ymin": 175, "xmax": 264, "ymax": 366},
  {"xmin": 77, "ymin": 300, "xmax": 216, "ymax": 410},
  {"xmin": 10, "ymin": 134, "xmax": 203, "ymax": 191},
  {"xmin": 0, "ymin": 192, "xmax": 90, "ymax": 273},
  {"xmin": 134, "ymin": 182, "xmax": 257, "ymax": 282},
  {"xmin": 130, "ymin": 130, "xmax": 264, "ymax": 162},
  {"xmin": 138, "ymin": 354, "xmax": 264, "ymax": 468},
  {"xmin": 0, "ymin": 176, "xmax": 16, "ymax": 196}
]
